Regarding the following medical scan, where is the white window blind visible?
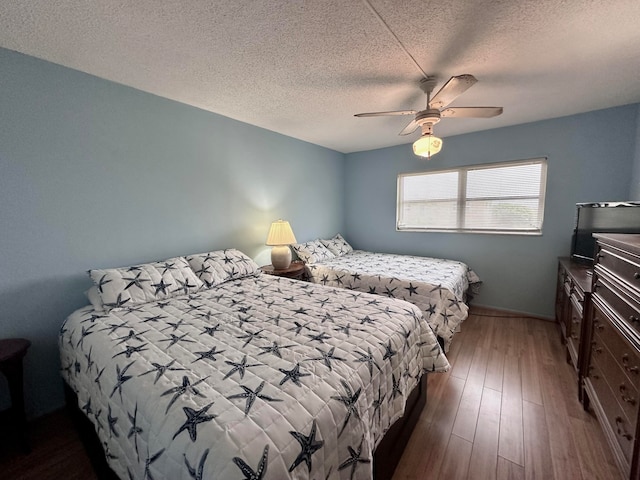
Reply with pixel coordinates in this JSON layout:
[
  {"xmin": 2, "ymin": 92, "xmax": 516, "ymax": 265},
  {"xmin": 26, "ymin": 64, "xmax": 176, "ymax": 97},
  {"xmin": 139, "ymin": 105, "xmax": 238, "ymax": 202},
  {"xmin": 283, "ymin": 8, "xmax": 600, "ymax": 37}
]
[{"xmin": 397, "ymin": 158, "xmax": 547, "ymax": 234}]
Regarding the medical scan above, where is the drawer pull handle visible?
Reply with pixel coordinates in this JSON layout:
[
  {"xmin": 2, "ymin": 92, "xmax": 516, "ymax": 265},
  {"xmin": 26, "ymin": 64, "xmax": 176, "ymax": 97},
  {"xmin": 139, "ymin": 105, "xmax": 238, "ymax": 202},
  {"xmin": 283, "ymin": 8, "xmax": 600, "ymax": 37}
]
[
  {"xmin": 594, "ymin": 321, "xmax": 604, "ymax": 332},
  {"xmin": 630, "ymin": 315, "xmax": 640, "ymax": 324},
  {"xmin": 615, "ymin": 416, "xmax": 634, "ymax": 441},
  {"xmin": 593, "ymin": 346, "xmax": 603, "ymax": 355},
  {"xmin": 626, "ymin": 365, "xmax": 639, "ymax": 375},
  {"xmin": 635, "ymin": 272, "xmax": 640, "ymax": 280},
  {"xmin": 619, "ymin": 384, "xmax": 637, "ymax": 405}
]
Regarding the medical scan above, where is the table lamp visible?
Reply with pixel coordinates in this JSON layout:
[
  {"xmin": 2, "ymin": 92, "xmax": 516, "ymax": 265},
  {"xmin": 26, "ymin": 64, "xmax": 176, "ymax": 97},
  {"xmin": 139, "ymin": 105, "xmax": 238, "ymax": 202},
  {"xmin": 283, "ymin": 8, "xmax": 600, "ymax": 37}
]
[{"xmin": 265, "ymin": 219, "xmax": 297, "ymax": 270}]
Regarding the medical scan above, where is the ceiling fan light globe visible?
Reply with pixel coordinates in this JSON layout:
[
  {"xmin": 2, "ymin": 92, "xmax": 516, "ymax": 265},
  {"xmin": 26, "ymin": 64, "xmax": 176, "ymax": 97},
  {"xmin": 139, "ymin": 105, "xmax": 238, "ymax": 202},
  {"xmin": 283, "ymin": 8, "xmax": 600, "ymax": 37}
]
[{"xmin": 413, "ymin": 135, "xmax": 442, "ymax": 159}]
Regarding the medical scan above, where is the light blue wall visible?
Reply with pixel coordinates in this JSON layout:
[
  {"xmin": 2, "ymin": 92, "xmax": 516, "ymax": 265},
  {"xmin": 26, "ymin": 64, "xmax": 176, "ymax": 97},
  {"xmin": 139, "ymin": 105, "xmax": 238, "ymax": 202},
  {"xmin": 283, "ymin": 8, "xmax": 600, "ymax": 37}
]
[
  {"xmin": 0, "ymin": 48, "xmax": 345, "ymax": 417},
  {"xmin": 344, "ymin": 105, "xmax": 639, "ymax": 318}
]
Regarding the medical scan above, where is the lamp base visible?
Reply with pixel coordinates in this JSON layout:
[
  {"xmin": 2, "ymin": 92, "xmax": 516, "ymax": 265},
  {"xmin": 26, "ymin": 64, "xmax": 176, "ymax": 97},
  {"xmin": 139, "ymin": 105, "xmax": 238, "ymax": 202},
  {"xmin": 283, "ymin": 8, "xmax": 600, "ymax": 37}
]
[{"xmin": 271, "ymin": 245, "xmax": 292, "ymax": 270}]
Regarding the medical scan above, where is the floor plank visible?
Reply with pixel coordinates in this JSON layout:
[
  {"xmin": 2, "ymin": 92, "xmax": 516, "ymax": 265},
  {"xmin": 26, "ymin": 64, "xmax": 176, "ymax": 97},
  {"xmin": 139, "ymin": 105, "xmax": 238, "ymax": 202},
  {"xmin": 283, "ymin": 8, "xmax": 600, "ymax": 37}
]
[{"xmin": 394, "ymin": 308, "xmax": 622, "ymax": 480}]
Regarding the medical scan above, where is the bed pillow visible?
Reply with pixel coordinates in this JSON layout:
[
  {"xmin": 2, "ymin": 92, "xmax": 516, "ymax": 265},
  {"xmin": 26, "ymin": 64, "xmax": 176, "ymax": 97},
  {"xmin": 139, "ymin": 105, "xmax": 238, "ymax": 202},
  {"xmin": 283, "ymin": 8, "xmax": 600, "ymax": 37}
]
[
  {"xmin": 292, "ymin": 240, "xmax": 335, "ymax": 263},
  {"xmin": 321, "ymin": 233, "xmax": 353, "ymax": 256},
  {"xmin": 89, "ymin": 256, "xmax": 204, "ymax": 311},
  {"xmin": 85, "ymin": 286, "xmax": 105, "ymax": 312},
  {"xmin": 186, "ymin": 248, "xmax": 260, "ymax": 287}
]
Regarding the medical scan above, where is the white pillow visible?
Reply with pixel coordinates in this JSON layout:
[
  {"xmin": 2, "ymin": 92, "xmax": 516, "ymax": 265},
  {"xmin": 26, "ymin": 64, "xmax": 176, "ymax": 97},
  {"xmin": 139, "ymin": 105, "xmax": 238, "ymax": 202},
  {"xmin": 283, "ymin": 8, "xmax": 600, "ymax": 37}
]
[
  {"xmin": 89, "ymin": 256, "xmax": 203, "ymax": 311},
  {"xmin": 186, "ymin": 249, "xmax": 260, "ymax": 288},
  {"xmin": 292, "ymin": 240, "xmax": 335, "ymax": 263},
  {"xmin": 321, "ymin": 234, "xmax": 353, "ymax": 256}
]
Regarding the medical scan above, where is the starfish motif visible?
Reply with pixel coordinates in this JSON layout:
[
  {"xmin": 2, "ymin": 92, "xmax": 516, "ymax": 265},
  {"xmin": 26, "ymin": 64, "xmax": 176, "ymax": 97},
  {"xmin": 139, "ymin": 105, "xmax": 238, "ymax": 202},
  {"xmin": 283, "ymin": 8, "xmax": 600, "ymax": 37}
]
[
  {"xmin": 115, "ymin": 329, "xmax": 148, "ymax": 345},
  {"xmin": 227, "ymin": 381, "xmax": 282, "ymax": 416},
  {"xmin": 76, "ymin": 325, "xmax": 96, "ymax": 348},
  {"xmin": 94, "ymin": 366, "xmax": 106, "ymax": 392},
  {"xmin": 103, "ymin": 293, "xmax": 130, "ymax": 310},
  {"xmin": 193, "ymin": 346, "xmax": 226, "ymax": 363},
  {"xmin": 161, "ymin": 319, "xmax": 187, "ymax": 332},
  {"xmin": 430, "ymin": 284, "xmax": 446, "ymax": 297},
  {"xmin": 173, "ymin": 402, "xmax": 217, "ymax": 442},
  {"xmin": 174, "ymin": 278, "xmax": 198, "ymax": 295},
  {"xmin": 184, "ymin": 448, "xmax": 210, "ymax": 480},
  {"xmin": 160, "ymin": 332, "xmax": 195, "ymax": 348},
  {"xmin": 224, "ymin": 355, "xmax": 261, "ymax": 379},
  {"xmin": 309, "ymin": 346, "xmax": 346, "ymax": 371},
  {"xmin": 331, "ymin": 380, "xmax": 362, "ymax": 436},
  {"xmin": 278, "ymin": 363, "xmax": 310, "ymax": 387},
  {"xmin": 233, "ymin": 444, "xmax": 269, "ymax": 480},
  {"xmin": 107, "ymin": 404, "xmax": 119, "ymax": 437},
  {"xmin": 142, "ymin": 314, "xmax": 167, "ymax": 324},
  {"xmin": 139, "ymin": 359, "xmax": 185, "ymax": 384},
  {"xmin": 288, "ymin": 420, "xmax": 324, "ymax": 473},
  {"xmin": 113, "ymin": 343, "xmax": 148, "ymax": 359},
  {"xmin": 143, "ymin": 447, "xmax": 165, "ymax": 480},
  {"xmin": 96, "ymin": 274, "xmax": 112, "ymax": 293},
  {"xmin": 201, "ymin": 324, "xmax": 221, "ymax": 336},
  {"xmin": 258, "ymin": 341, "xmax": 293, "ymax": 359},
  {"xmin": 161, "ymin": 375, "xmax": 208, "ymax": 413},
  {"xmin": 151, "ymin": 279, "xmax": 172, "ymax": 295},
  {"xmin": 307, "ymin": 332, "xmax": 331, "ymax": 344},
  {"xmin": 338, "ymin": 436, "xmax": 370, "ymax": 480},
  {"xmin": 123, "ymin": 272, "xmax": 150, "ymax": 291},
  {"xmin": 391, "ymin": 374, "xmax": 402, "ymax": 399},
  {"xmin": 380, "ymin": 340, "xmax": 397, "ymax": 361},
  {"xmin": 127, "ymin": 403, "xmax": 143, "ymax": 460},
  {"xmin": 237, "ymin": 329, "xmax": 265, "ymax": 348},
  {"xmin": 110, "ymin": 361, "xmax": 135, "ymax": 401},
  {"xmin": 354, "ymin": 347, "xmax": 381, "ymax": 378},
  {"xmin": 405, "ymin": 283, "xmax": 419, "ymax": 296},
  {"xmin": 372, "ymin": 387, "xmax": 386, "ymax": 424}
]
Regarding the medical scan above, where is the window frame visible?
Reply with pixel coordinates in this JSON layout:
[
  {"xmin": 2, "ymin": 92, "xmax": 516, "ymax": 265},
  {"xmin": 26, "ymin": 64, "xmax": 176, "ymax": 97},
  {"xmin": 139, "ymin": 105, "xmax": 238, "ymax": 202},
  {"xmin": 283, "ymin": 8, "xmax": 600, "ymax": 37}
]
[{"xmin": 396, "ymin": 157, "xmax": 548, "ymax": 235}]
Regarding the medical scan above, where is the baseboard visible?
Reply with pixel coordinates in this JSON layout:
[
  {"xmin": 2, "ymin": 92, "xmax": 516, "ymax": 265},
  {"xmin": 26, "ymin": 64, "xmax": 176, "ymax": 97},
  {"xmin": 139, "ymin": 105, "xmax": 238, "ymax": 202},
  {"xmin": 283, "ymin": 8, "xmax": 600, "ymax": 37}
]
[{"xmin": 470, "ymin": 303, "xmax": 555, "ymax": 322}]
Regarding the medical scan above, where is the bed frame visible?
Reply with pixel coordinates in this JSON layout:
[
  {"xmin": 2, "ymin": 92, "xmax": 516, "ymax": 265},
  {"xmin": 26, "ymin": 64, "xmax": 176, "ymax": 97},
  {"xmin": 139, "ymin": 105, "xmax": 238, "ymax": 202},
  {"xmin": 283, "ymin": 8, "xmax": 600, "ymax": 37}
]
[{"xmin": 64, "ymin": 374, "xmax": 427, "ymax": 480}]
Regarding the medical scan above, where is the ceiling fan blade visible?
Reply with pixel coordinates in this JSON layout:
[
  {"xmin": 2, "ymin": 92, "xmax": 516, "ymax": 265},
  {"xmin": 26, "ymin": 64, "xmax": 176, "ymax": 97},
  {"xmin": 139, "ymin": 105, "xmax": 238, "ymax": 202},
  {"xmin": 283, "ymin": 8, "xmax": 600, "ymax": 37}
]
[
  {"xmin": 399, "ymin": 119, "xmax": 420, "ymax": 136},
  {"xmin": 440, "ymin": 106, "xmax": 503, "ymax": 118},
  {"xmin": 354, "ymin": 110, "xmax": 417, "ymax": 117},
  {"xmin": 429, "ymin": 74, "xmax": 478, "ymax": 109}
]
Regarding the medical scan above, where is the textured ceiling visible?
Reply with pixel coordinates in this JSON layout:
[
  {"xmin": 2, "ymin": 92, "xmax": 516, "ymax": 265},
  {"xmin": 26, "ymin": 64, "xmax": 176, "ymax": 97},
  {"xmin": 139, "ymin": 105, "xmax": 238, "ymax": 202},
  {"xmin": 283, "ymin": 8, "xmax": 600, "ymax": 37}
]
[{"xmin": 1, "ymin": 0, "xmax": 640, "ymax": 153}]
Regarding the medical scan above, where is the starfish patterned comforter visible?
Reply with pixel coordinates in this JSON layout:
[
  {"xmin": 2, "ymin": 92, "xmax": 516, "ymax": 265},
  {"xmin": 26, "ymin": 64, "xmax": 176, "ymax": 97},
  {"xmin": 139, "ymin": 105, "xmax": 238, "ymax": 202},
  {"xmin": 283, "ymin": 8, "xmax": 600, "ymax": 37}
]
[
  {"xmin": 305, "ymin": 251, "xmax": 481, "ymax": 350},
  {"xmin": 60, "ymin": 272, "xmax": 449, "ymax": 480}
]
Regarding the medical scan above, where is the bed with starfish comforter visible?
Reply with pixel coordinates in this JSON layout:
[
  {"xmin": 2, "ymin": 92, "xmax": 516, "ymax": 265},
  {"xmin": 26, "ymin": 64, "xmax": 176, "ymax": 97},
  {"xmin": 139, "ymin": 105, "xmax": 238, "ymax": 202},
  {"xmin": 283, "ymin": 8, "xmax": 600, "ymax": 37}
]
[
  {"xmin": 293, "ymin": 237, "xmax": 480, "ymax": 351},
  {"xmin": 59, "ymin": 249, "xmax": 449, "ymax": 480}
]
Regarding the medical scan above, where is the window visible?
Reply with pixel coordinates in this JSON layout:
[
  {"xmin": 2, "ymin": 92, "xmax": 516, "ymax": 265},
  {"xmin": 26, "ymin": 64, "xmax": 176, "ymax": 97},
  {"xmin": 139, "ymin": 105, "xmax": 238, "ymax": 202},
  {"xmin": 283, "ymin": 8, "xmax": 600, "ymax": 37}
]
[{"xmin": 397, "ymin": 158, "xmax": 547, "ymax": 234}]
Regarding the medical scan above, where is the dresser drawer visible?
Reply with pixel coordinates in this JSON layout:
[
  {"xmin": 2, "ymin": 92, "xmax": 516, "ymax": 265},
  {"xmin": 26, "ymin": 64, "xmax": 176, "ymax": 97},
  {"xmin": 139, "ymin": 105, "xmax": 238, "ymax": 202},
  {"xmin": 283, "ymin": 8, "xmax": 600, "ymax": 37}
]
[
  {"xmin": 586, "ymin": 362, "xmax": 635, "ymax": 464},
  {"xmin": 592, "ymin": 303, "xmax": 640, "ymax": 392},
  {"xmin": 591, "ymin": 331, "xmax": 639, "ymax": 426},
  {"xmin": 597, "ymin": 244, "xmax": 640, "ymax": 297},
  {"xmin": 594, "ymin": 271, "xmax": 640, "ymax": 335}
]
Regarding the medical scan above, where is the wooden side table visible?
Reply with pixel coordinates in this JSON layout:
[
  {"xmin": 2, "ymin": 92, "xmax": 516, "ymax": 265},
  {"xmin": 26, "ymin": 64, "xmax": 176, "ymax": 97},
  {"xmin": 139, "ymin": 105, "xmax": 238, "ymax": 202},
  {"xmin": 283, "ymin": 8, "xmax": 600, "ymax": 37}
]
[
  {"xmin": 260, "ymin": 261, "xmax": 307, "ymax": 280},
  {"xmin": 0, "ymin": 338, "xmax": 31, "ymax": 453}
]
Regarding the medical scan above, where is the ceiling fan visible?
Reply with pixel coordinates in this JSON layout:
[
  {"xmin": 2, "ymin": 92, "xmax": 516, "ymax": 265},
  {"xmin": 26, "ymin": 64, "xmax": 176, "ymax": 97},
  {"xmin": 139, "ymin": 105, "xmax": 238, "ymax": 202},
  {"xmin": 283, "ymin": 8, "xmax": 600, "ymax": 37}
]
[{"xmin": 354, "ymin": 74, "xmax": 503, "ymax": 158}]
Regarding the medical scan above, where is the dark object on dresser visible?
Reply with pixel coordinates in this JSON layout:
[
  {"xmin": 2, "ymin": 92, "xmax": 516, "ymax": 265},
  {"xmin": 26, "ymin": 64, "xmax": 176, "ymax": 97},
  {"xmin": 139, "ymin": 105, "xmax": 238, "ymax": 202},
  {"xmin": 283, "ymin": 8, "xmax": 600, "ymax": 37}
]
[
  {"xmin": 582, "ymin": 234, "xmax": 640, "ymax": 479},
  {"xmin": 0, "ymin": 338, "xmax": 32, "ymax": 453}
]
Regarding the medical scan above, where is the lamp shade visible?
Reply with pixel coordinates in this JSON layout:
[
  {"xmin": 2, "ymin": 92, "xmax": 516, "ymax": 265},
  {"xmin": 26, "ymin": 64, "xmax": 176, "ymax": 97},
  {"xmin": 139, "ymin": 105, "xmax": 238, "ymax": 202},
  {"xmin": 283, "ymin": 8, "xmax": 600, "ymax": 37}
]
[
  {"xmin": 413, "ymin": 135, "xmax": 443, "ymax": 159},
  {"xmin": 266, "ymin": 220, "xmax": 297, "ymax": 246}
]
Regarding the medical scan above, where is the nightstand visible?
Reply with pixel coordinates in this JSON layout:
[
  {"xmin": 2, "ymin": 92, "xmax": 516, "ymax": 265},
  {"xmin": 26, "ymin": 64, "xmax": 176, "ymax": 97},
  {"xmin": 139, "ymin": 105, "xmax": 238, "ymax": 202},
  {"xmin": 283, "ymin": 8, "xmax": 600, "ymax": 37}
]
[
  {"xmin": 0, "ymin": 338, "xmax": 31, "ymax": 453},
  {"xmin": 260, "ymin": 261, "xmax": 307, "ymax": 280}
]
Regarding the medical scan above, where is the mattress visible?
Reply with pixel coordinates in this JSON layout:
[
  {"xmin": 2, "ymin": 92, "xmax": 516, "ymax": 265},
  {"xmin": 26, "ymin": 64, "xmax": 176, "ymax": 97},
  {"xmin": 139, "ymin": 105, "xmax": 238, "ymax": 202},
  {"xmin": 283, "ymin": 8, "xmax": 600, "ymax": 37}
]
[
  {"xmin": 305, "ymin": 250, "xmax": 481, "ymax": 350},
  {"xmin": 60, "ymin": 273, "xmax": 449, "ymax": 480}
]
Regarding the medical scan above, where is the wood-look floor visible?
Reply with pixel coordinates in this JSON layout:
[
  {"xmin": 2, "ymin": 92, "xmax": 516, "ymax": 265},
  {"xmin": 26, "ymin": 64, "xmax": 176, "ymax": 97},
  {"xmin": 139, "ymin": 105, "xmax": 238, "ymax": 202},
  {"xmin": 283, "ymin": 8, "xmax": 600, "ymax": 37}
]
[
  {"xmin": 0, "ymin": 307, "xmax": 622, "ymax": 480},
  {"xmin": 393, "ymin": 307, "xmax": 622, "ymax": 480}
]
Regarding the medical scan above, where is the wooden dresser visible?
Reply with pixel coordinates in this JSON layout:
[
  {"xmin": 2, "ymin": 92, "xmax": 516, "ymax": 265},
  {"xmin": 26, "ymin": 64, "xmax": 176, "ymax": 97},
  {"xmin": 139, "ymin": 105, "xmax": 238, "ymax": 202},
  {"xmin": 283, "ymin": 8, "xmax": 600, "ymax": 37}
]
[
  {"xmin": 583, "ymin": 234, "xmax": 640, "ymax": 479},
  {"xmin": 556, "ymin": 257, "xmax": 593, "ymax": 387}
]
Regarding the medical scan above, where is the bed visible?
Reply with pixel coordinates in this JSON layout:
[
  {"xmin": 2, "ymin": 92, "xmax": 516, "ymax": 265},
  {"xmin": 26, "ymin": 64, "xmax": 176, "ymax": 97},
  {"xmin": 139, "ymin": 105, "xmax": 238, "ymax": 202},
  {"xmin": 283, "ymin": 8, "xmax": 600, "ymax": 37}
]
[
  {"xmin": 59, "ymin": 249, "xmax": 449, "ymax": 480},
  {"xmin": 293, "ymin": 235, "xmax": 481, "ymax": 351}
]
